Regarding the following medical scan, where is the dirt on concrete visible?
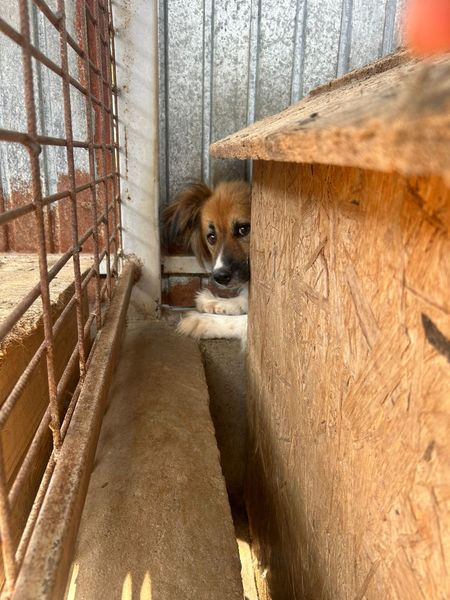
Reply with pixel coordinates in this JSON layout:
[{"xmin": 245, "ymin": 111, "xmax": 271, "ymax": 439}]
[
  {"xmin": 66, "ymin": 320, "xmax": 243, "ymax": 600},
  {"xmin": 199, "ymin": 339, "xmax": 247, "ymax": 510}
]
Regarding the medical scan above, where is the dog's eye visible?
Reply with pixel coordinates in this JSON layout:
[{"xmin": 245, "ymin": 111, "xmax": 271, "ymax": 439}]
[
  {"xmin": 236, "ymin": 224, "xmax": 250, "ymax": 237},
  {"xmin": 207, "ymin": 232, "xmax": 217, "ymax": 245}
]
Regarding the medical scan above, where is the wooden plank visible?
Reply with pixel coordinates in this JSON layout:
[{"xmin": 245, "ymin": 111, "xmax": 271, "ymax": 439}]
[
  {"xmin": 210, "ymin": 53, "xmax": 450, "ymax": 181},
  {"xmin": 162, "ymin": 255, "xmax": 206, "ymax": 274},
  {"xmin": 246, "ymin": 160, "xmax": 450, "ymax": 599}
]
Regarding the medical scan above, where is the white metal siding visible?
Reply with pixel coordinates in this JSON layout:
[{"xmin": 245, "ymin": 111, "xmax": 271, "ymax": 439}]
[{"xmin": 158, "ymin": 0, "xmax": 405, "ymax": 204}]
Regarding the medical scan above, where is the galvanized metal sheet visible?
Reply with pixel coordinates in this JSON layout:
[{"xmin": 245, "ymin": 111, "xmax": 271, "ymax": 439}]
[
  {"xmin": 255, "ymin": 0, "xmax": 298, "ymax": 119},
  {"xmin": 211, "ymin": 0, "xmax": 252, "ymax": 184},
  {"xmin": 159, "ymin": 0, "xmax": 404, "ymax": 206},
  {"xmin": 302, "ymin": 0, "xmax": 343, "ymax": 96},
  {"xmin": 164, "ymin": 0, "xmax": 205, "ymax": 201},
  {"xmin": 349, "ymin": 0, "xmax": 389, "ymax": 70}
]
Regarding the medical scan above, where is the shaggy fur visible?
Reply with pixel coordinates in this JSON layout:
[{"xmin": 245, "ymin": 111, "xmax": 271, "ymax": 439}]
[{"xmin": 163, "ymin": 181, "xmax": 250, "ymax": 343}]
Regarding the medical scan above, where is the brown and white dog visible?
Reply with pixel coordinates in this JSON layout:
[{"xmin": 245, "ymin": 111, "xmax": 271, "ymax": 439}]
[{"xmin": 164, "ymin": 181, "xmax": 250, "ymax": 344}]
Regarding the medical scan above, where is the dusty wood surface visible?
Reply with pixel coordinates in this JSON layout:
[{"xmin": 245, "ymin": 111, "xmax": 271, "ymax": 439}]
[
  {"xmin": 246, "ymin": 160, "xmax": 450, "ymax": 599},
  {"xmin": 0, "ymin": 253, "xmax": 93, "ymax": 486},
  {"xmin": 211, "ymin": 52, "xmax": 450, "ymax": 181},
  {"xmin": 0, "ymin": 254, "xmax": 93, "ymax": 352},
  {"xmin": 12, "ymin": 262, "xmax": 134, "ymax": 600}
]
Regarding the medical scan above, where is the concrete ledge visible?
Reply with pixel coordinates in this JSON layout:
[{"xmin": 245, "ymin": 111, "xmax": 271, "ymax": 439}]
[
  {"xmin": 14, "ymin": 263, "xmax": 135, "ymax": 600},
  {"xmin": 66, "ymin": 321, "xmax": 243, "ymax": 600}
]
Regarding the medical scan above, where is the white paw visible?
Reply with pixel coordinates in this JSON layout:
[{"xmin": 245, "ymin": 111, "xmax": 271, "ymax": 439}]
[
  {"xmin": 177, "ymin": 312, "xmax": 248, "ymax": 341},
  {"xmin": 177, "ymin": 312, "xmax": 211, "ymax": 339},
  {"xmin": 195, "ymin": 289, "xmax": 228, "ymax": 314}
]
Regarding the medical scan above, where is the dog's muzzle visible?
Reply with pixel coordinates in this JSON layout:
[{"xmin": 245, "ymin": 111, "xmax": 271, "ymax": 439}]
[
  {"xmin": 212, "ymin": 259, "xmax": 249, "ymax": 288},
  {"xmin": 213, "ymin": 268, "xmax": 233, "ymax": 286}
]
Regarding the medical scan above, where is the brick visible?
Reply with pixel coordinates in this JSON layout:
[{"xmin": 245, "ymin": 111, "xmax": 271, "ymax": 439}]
[{"xmin": 162, "ymin": 275, "xmax": 202, "ymax": 307}]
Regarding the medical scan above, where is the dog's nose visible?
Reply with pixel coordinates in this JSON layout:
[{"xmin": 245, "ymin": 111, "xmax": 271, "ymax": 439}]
[{"xmin": 213, "ymin": 269, "xmax": 232, "ymax": 286}]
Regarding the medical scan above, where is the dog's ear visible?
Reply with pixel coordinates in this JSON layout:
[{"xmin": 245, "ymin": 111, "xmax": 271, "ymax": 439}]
[{"xmin": 162, "ymin": 182, "xmax": 212, "ymax": 266}]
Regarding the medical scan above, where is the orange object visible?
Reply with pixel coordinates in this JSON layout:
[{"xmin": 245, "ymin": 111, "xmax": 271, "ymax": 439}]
[{"xmin": 405, "ymin": 0, "xmax": 450, "ymax": 55}]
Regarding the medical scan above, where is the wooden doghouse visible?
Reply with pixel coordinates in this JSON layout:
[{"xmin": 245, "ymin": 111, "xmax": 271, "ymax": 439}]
[{"xmin": 211, "ymin": 53, "xmax": 450, "ymax": 599}]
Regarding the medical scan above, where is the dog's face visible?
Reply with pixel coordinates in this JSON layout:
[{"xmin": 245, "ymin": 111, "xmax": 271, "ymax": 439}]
[
  {"xmin": 200, "ymin": 183, "xmax": 250, "ymax": 287},
  {"xmin": 164, "ymin": 181, "xmax": 251, "ymax": 288}
]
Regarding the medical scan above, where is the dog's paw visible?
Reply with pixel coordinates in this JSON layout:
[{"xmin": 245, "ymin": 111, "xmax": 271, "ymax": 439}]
[
  {"xmin": 177, "ymin": 312, "xmax": 247, "ymax": 341},
  {"xmin": 195, "ymin": 289, "xmax": 247, "ymax": 315},
  {"xmin": 195, "ymin": 289, "xmax": 228, "ymax": 314},
  {"xmin": 177, "ymin": 311, "xmax": 210, "ymax": 339}
]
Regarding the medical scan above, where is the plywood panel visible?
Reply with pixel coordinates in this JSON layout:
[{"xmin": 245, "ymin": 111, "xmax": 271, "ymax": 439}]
[{"xmin": 246, "ymin": 160, "xmax": 450, "ymax": 599}]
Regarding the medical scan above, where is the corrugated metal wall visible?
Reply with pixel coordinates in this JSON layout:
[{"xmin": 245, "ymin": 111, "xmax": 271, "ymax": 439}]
[{"xmin": 158, "ymin": 0, "xmax": 405, "ymax": 206}]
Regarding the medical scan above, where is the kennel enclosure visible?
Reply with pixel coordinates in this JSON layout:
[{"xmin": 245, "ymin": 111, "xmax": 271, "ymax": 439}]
[{"xmin": 1, "ymin": 0, "xmax": 450, "ymax": 598}]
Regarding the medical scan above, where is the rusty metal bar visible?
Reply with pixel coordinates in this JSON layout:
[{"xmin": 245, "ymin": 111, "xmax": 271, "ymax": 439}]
[
  {"xmin": 0, "ymin": 173, "xmax": 116, "ymax": 227},
  {"xmin": 81, "ymin": 0, "xmax": 103, "ymax": 330},
  {"xmin": 56, "ymin": 0, "xmax": 87, "ymax": 379},
  {"xmin": 0, "ymin": 12, "xmax": 116, "ymax": 96},
  {"xmin": 0, "ymin": 257, "xmax": 104, "ymax": 431},
  {"xmin": 0, "ymin": 129, "xmax": 41, "ymax": 153},
  {"xmin": 0, "ymin": 175, "xmax": 9, "ymax": 251},
  {"xmin": 92, "ymin": 0, "xmax": 112, "ymax": 297},
  {"xmin": 13, "ymin": 273, "xmax": 115, "ymax": 579},
  {"xmin": 15, "ymin": 314, "xmax": 90, "ymax": 573},
  {"xmin": 18, "ymin": 0, "xmax": 61, "ymax": 452},
  {"xmin": 0, "ymin": 17, "xmax": 114, "ymax": 112},
  {"xmin": 0, "ymin": 1, "xmax": 126, "ymax": 596},
  {"xmin": 11, "ymin": 289, "xmax": 105, "ymax": 563},
  {"xmin": 0, "ymin": 458, "xmax": 17, "ymax": 597},
  {"xmin": 12, "ymin": 262, "xmax": 135, "ymax": 600},
  {"xmin": 0, "ymin": 206, "xmax": 112, "ymax": 345},
  {"xmin": 14, "ymin": 456, "xmax": 55, "ymax": 573},
  {"xmin": 32, "ymin": 0, "xmax": 102, "ymax": 78},
  {"xmin": 11, "ymin": 277, "xmax": 108, "ymax": 571},
  {"xmin": 0, "ymin": 128, "xmax": 117, "ymax": 151},
  {"xmin": 55, "ymin": 313, "xmax": 95, "ymax": 410}
]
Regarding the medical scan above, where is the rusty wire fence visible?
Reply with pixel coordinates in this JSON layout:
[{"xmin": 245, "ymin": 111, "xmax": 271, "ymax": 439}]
[{"xmin": 0, "ymin": 0, "xmax": 122, "ymax": 596}]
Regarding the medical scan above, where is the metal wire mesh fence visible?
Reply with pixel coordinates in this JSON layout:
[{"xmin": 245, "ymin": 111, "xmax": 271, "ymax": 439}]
[{"xmin": 0, "ymin": 0, "xmax": 122, "ymax": 595}]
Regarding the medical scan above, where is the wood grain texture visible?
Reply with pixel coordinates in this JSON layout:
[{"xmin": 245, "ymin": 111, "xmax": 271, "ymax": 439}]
[
  {"xmin": 210, "ymin": 53, "xmax": 450, "ymax": 182},
  {"xmin": 246, "ymin": 160, "xmax": 450, "ymax": 599}
]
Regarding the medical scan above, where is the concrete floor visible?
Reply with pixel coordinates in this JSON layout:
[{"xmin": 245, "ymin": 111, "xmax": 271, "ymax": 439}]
[
  {"xmin": 199, "ymin": 339, "xmax": 247, "ymax": 509},
  {"xmin": 66, "ymin": 320, "xmax": 245, "ymax": 600},
  {"xmin": 198, "ymin": 340, "xmax": 259, "ymax": 600}
]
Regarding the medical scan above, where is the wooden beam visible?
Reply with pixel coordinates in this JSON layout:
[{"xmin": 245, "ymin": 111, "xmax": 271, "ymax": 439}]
[
  {"xmin": 162, "ymin": 255, "xmax": 206, "ymax": 275},
  {"xmin": 210, "ymin": 53, "xmax": 450, "ymax": 182}
]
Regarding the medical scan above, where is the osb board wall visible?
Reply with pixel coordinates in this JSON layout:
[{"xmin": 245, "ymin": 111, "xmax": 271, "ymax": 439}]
[{"xmin": 247, "ymin": 160, "xmax": 450, "ymax": 600}]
